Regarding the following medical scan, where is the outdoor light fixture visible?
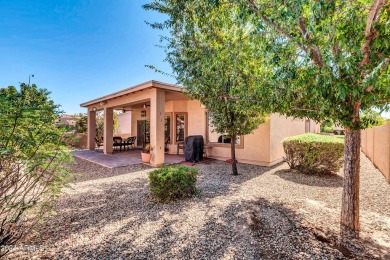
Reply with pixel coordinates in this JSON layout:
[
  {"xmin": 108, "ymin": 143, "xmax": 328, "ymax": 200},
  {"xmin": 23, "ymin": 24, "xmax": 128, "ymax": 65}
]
[
  {"xmin": 143, "ymin": 103, "xmax": 150, "ymax": 109},
  {"xmin": 122, "ymin": 107, "xmax": 132, "ymax": 113},
  {"xmin": 92, "ymin": 107, "xmax": 97, "ymax": 111}
]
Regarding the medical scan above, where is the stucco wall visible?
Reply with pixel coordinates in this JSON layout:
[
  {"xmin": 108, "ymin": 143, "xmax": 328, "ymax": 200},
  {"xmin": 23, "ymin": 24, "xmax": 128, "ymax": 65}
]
[
  {"xmin": 165, "ymin": 99, "xmax": 272, "ymax": 165},
  {"xmin": 361, "ymin": 124, "xmax": 390, "ymax": 183},
  {"xmin": 208, "ymin": 121, "xmax": 271, "ymax": 166},
  {"xmin": 117, "ymin": 112, "xmax": 132, "ymax": 135},
  {"xmin": 187, "ymin": 100, "xmax": 206, "ymax": 137},
  {"xmin": 269, "ymin": 114, "xmax": 313, "ymax": 165}
]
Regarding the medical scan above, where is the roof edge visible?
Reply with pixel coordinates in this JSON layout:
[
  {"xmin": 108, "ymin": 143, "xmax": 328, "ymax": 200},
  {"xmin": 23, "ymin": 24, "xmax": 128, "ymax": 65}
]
[{"xmin": 80, "ymin": 80, "xmax": 182, "ymax": 108}]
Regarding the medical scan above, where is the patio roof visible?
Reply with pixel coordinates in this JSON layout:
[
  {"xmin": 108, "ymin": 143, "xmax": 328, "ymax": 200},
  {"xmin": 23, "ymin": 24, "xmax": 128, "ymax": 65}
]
[{"xmin": 80, "ymin": 80, "xmax": 182, "ymax": 108}]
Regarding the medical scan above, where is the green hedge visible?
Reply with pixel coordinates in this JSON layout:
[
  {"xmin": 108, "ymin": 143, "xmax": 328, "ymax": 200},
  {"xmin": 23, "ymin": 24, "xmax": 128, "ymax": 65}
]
[
  {"xmin": 282, "ymin": 133, "xmax": 344, "ymax": 174},
  {"xmin": 149, "ymin": 165, "xmax": 198, "ymax": 202},
  {"xmin": 321, "ymin": 126, "xmax": 333, "ymax": 133}
]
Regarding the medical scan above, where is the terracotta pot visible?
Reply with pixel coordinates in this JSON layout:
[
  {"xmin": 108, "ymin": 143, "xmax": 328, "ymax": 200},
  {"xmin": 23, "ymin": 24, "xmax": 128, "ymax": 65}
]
[{"xmin": 141, "ymin": 152, "xmax": 151, "ymax": 163}]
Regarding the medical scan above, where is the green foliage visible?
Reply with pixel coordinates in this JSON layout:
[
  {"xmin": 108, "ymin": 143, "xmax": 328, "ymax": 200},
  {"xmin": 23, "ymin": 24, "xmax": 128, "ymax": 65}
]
[
  {"xmin": 321, "ymin": 126, "xmax": 334, "ymax": 133},
  {"xmin": 237, "ymin": 0, "xmax": 390, "ymax": 130},
  {"xmin": 95, "ymin": 111, "xmax": 119, "ymax": 142},
  {"xmin": 0, "ymin": 83, "xmax": 73, "ymax": 255},
  {"xmin": 149, "ymin": 165, "xmax": 198, "ymax": 202},
  {"xmin": 62, "ymin": 132, "xmax": 87, "ymax": 149},
  {"xmin": 75, "ymin": 113, "xmax": 88, "ymax": 133},
  {"xmin": 320, "ymin": 119, "xmax": 334, "ymax": 132},
  {"xmin": 282, "ymin": 134, "xmax": 344, "ymax": 174},
  {"xmin": 360, "ymin": 109, "xmax": 388, "ymax": 128}
]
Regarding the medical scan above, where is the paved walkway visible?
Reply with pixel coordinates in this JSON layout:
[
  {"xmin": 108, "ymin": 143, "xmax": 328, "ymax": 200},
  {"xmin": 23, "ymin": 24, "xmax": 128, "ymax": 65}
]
[{"xmin": 71, "ymin": 149, "xmax": 184, "ymax": 168}]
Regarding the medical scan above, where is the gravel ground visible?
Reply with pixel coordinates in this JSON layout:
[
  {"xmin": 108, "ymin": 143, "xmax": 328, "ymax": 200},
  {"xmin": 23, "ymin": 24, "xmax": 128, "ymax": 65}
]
[{"xmin": 8, "ymin": 153, "xmax": 390, "ymax": 259}]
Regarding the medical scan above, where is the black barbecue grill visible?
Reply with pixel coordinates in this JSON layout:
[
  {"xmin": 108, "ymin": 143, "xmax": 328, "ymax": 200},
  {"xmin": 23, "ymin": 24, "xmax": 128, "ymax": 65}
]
[{"xmin": 184, "ymin": 135, "xmax": 204, "ymax": 162}]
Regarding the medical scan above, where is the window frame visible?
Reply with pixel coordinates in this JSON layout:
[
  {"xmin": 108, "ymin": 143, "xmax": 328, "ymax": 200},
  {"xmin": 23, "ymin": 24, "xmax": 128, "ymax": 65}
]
[
  {"xmin": 205, "ymin": 112, "xmax": 244, "ymax": 149},
  {"xmin": 174, "ymin": 112, "xmax": 188, "ymax": 144},
  {"xmin": 165, "ymin": 112, "xmax": 173, "ymax": 144}
]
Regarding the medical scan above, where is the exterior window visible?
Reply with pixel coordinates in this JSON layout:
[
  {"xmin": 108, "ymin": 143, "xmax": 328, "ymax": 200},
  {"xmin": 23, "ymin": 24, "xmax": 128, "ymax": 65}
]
[
  {"xmin": 207, "ymin": 113, "xmax": 240, "ymax": 145},
  {"xmin": 165, "ymin": 115, "xmax": 171, "ymax": 142},
  {"xmin": 176, "ymin": 114, "xmax": 186, "ymax": 142}
]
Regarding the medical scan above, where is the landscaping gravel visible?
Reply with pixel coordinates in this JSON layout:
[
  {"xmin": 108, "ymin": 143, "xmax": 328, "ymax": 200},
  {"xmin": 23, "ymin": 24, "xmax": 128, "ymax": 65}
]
[{"xmin": 7, "ymin": 153, "xmax": 390, "ymax": 259}]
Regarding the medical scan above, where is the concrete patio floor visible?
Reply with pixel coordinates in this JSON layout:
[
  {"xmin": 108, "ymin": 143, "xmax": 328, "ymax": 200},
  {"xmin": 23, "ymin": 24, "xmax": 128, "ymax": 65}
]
[{"xmin": 71, "ymin": 149, "xmax": 184, "ymax": 168}]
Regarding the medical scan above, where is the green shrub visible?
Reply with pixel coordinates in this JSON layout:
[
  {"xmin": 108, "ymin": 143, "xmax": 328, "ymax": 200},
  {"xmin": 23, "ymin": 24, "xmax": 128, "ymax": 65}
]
[
  {"xmin": 320, "ymin": 119, "xmax": 333, "ymax": 132},
  {"xmin": 149, "ymin": 165, "xmax": 198, "ymax": 202},
  {"xmin": 321, "ymin": 125, "xmax": 333, "ymax": 133},
  {"xmin": 282, "ymin": 133, "xmax": 344, "ymax": 174},
  {"xmin": 1, "ymin": 84, "xmax": 73, "ymax": 256}
]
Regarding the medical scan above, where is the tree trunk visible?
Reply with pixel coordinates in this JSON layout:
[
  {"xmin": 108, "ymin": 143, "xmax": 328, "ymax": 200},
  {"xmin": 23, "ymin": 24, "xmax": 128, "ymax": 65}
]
[
  {"xmin": 340, "ymin": 127, "xmax": 361, "ymax": 238},
  {"xmin": 231, "ymin": 134, "xmax": 238, "ymax": 175}
]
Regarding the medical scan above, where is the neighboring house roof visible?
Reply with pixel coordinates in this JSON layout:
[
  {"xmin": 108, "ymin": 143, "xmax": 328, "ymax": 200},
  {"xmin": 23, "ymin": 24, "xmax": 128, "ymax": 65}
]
[
  {"xmin": 80, "ymin": 80, "xmax": 182, "ymax": 108},
  {"xmin": 60, "ymin": 114, "xmax": 78, "ymax": 126}
]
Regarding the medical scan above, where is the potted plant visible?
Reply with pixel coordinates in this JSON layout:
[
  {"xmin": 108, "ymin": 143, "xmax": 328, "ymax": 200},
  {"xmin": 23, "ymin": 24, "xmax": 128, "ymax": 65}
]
[{"xmin": 141, "ymin": 144, "xmax": 152, "ymax": 163}]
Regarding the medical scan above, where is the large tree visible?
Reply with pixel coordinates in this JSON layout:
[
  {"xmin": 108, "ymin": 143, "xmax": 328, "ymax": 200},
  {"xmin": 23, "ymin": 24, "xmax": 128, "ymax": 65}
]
[
  {"xmin": 144, "ymin": 2, "xmax": 271, "ymax": 175},
  {"xmin": 0, "ymin": 84, "xmax": 73, "ymax": 256}
]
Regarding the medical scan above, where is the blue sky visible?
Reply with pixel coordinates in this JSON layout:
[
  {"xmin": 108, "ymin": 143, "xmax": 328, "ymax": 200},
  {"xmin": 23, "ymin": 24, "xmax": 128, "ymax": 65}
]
[{"xmin": 0, "ymin": 0, "xmax": 173, "ymax": 114}]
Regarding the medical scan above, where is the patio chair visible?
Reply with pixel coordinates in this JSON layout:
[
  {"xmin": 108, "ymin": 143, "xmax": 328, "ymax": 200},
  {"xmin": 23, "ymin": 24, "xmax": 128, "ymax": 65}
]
[
  {"xmin": 124, "ymin": 136, "xmax": 136, "ymax": 150},
  {"xmin": 113, "ymin": 137, "xmax": 123, "ymax": 151},
  {"xmin": 177, "ymin": 140, "xmax": 184, "ymax": 155}
]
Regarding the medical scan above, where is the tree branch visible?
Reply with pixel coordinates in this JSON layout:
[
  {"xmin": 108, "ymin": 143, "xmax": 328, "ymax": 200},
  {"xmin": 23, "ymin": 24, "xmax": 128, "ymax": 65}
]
[
  {"xmin": 246, "ymin": 0, "xmax": 307, "ymax": 53},
  {"xmin": 298, "ymin": 17, "xmax": 323, "ymax": 67},
  {"xmin": 361, "ymin": 0, "xmax": 388, "ymax": 65},
  {"xmin": 247, "ymin": 0, "xmax": 324, "ymax": 67}
]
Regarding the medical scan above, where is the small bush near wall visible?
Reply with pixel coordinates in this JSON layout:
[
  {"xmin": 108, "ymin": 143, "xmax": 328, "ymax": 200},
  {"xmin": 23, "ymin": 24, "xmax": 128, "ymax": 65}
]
[
  {"xmin": 282, "ymin": 133, "xmax": 344, "ymax": 174},
  {"xmin": 62, "ymin": 132, "xmax": 87, "ymax": 149},
  {"xmin": 149, "ymin": 165, "xmax": 198, "ymax": 202}
]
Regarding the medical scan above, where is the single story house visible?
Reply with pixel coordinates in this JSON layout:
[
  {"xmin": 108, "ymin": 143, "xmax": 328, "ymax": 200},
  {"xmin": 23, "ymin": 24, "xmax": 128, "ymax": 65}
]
[{"xmin": 80, "ymin": 80, "xmax": 319, "ymax": 167}]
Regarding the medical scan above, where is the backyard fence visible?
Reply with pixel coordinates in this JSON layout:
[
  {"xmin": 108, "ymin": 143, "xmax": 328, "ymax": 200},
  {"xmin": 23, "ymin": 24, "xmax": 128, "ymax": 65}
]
[{"xmin": 361, "ymin": 123, "xmax": 390, "ymax": 183}]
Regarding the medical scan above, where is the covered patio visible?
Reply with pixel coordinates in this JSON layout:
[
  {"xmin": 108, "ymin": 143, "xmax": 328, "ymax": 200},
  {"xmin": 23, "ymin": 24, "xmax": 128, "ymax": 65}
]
[
  {"xmin": 72, "ymin": 149, "xmax": 184, "ymax": 168},
  {"xmin": 80, "ymin": 80, "xmax": 191, "ymax": 167}
]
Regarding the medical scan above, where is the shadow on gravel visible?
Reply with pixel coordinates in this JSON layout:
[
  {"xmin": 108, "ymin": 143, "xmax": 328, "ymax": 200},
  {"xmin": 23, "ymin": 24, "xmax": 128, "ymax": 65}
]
[
  {"xmin": 62, "ymin": 198, "xmax": 388, "ymax": 259},
  {"xmin": 274, "ymin": 169, "xmax": 343, "ymax": 188},
  {"xmin": 21, "ymin": 161, "xmax": 279, "ymax": 257},
  {"xmin": 36, "ymin": 161, "xmax": 275, "ymax": 242},
  {"xmin": 17, "ymin": 178, "xmax": 389, "ymax": 260}
]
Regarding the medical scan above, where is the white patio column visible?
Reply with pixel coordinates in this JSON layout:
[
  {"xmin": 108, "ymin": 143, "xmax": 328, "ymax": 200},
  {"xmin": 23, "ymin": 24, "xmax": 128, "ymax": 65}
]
[
  {"xmin": 87, "ymin": 109, "xmax": 96, "ymax": 150},
  {"xmin": 150, "ymin": 88, "xmax": 165, "ymax": 167},
  {"xmin": 103, "ymin": 107, "xmax": 113, "ymax": 154}
]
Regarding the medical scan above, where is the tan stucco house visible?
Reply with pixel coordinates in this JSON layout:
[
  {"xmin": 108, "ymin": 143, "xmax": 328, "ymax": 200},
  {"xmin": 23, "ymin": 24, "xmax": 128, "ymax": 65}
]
[{"xmin": 80, "ymin": 80, "xmax": 319, "ymax": 167}]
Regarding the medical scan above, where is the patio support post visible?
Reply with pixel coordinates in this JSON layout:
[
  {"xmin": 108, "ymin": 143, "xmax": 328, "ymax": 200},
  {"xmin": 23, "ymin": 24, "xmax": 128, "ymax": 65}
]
[
  {"xmin": 103, "ymin": 107, "xmax": 113, "ymax": 154},
  {"xmin": 150, "ymin": 88, "xmax": 165, "ymax": 167},
  {"xmin": 87, "ymin": 109, "xmax": 96, "ymax": 150}
]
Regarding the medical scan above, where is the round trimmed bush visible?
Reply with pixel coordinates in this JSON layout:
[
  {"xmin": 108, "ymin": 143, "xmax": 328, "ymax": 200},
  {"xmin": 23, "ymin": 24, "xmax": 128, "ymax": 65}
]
[
  {"xmin": 149, "ymin": 165, "xmax": 198, "ymax": 202},
  {"xmin": 282, "ymin": 133, "xmax": 344, "ymax": 174}
]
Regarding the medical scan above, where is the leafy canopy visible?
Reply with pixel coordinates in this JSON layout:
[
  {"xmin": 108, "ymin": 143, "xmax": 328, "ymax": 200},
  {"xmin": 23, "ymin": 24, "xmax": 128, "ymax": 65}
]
[
  {"xmin": 236, "ymin": 0, "xmax": 390, "ymax": 129},
  {"xmin": 144, "ymin": 1, "xmax": 272, "ymax": 138}
]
